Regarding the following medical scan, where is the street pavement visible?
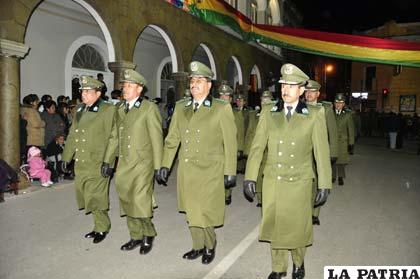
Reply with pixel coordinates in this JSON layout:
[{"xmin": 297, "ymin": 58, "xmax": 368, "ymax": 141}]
[{"xmin": 1, "ymin": 137, "xmax": 419, "ymax": 279}]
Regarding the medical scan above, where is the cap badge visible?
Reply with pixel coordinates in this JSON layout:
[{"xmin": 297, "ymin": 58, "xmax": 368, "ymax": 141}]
[
  {"xmin": 123, "ymin": 70, "xmax": 130, "ymax": 79},
  {"xmin": 191, "ymin": 62, "xmax": 198, "ymax": 72},
  {"xmin": 284, "ymin": 64, "xmax": 293, "ymax": 75}
]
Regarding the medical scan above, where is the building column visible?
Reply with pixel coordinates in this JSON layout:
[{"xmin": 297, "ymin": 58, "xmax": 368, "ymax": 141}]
[
  {"xmin": 0, "ymin": 39, "xmax": 29, "ymax": 169},
  {"xmin": 172, "ymin": 72, "xmax": 189, "ymax": 101},
  {"xmin": 108, "ymin": 61, "xmax": 136, "ymax": 90}
]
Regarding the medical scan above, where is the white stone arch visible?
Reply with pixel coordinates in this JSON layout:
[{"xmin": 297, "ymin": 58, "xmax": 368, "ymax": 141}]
[
  {"xmin": 65, "ymin": 36, "xmax": 111, "ymax": 97},
  {"xmin": 251, "ymin": 65, "xmax": 262, "ymax": 89},
  {"xmin": 268, "ymin": 0, "xmax": 281, "ymax": 25},
  {"xmin": 147, "ymin": 24, "xmax": 179, "ymax": 73},
  {"xmin": 197, "ymin": 43, "xmax": 218, "ymax": 80},
  {"xmin": 72, "ymin": 0, "xmax": 115, "ymax": 62},
  {"xmin": 156, "ymin": 56, "xmax": 172, "ymax": 98},
  {"xmin": 230, "ymin": 56, "xmax": 243, "ymax": 85}
]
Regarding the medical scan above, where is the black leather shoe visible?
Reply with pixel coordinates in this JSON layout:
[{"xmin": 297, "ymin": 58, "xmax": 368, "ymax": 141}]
[
  {"xmin": 312, "ymin": 216, "xmax": 320, "ymax": 225},
  {"xmin": 268, "ymin": 271, "xmax": 287, "ymax": 279},
  {"xmin": 93, "ymin": 232, "xmax": 107, "ymax": 244},
  {"xmin": 338, "ymin": 177, "xmax": 344, "ymax": 186},
  {"xmin": 225, "ymin": 195, "xmax": 232, "ymax": 205},
  {"xmin": 139, "ymin": 236, "xmax": 154, "ymax": 254},
  {"xmin": 202, "ymin": 241, "xmax": 216, "ymax": 265},
  {"xmin": 121, "ymin": 239, "xmax": 142, "ymax": 251},
  {"xmin": 182, "ymin": 249, "xmax": 204, "ymax": 260},
  {"xmin": 84, "ymin": 231, "xmax": 96, "ymax": 238},
  {"xmin": 256, "ymin": 203, "xmax": 262, "ymax": 207},
  {"xmin": 292, "ymin": 263, "xmax": 305, "ymax": 279}
]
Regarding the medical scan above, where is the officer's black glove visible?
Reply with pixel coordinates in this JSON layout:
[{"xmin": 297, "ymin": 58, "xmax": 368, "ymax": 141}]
[
  {"xmin": 348, "ymin": 144, "xmax": 354, "ymax": 155},
  {"xmin": 330, "ymin": 157, "xmax": 337, "ymax": 165},
  {"xmin": 224, "ymin": 175, "xmax": 236, "ymax": 189},
  {"xmin": 158, "ymin": 167, "xmax": 170, "ymax": 184},
  {"xmin": 237, "ymin": 151, "xmax": 244, "ymax": 160},
  {"xmin": 101, "ymin": 162, "xmax": 114, "ymax": 178},
  {"xmin": 155, "ymin": 169, "xmax": 167, "ymax": 186},
  {"xmin": 314, "ymin": 189, "xmax": 330, "ymax": 207},
  {"xmin": 243, "ymin": 180, "xmax": 256, "ymax": 203},
  {"xmin": 60, "ymin": 161, "xmax": 69, "ymax": 173}
]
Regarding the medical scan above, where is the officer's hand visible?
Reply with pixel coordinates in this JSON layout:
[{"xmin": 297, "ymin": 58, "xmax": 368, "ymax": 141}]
[
  {"xmin": 237, "ymin": 151, "xmax": 244, "ymax": 160},
  {"xmin": 314, "ymin": 189, "xmax": 330, "ymax": 207},
  {"xmin": 60, "ymin": 161, "xmax": 69, "ymax": 173},
  {"xmin": 158, "ymin": 167, "xmax": 170, "ymax": 184},
  {"xmin": 243, "ymin": 180, "xmax": 256, "ymax": 203},
  {"xmin": 101, "ymin": 162, "xmax": 114, "ymax": 178},
  {"xmin": 155, "ymin": 169, "xmax": 167, "ymax": 186},
  {"xmin": 348, "ymin": 145, "xmax": 354, "ymax": 155},
  {"xmin": 330, "ymin": 157, "xmax": 337, "ymax": 165},
  {"xmin": 224, "ymin": 175, "xmax": 236, "ymax": 189}
]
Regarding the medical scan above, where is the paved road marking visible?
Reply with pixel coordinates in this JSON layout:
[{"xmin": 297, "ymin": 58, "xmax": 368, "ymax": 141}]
[{"xmin": 202, "ymin": 224, "xmax": 260, "ymax": 279}]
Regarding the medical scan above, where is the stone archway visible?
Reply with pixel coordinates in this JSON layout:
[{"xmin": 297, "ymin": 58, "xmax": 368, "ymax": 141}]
[{"xmin": 226, "ymin": 56, "xmax": 243, "ymax": 91}]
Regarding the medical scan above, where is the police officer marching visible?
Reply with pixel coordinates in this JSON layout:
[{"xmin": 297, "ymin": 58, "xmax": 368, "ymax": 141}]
[
  {"xmin": 305, "ymin": 80, "xmax": 338, "ymax": 225},
  {"xmin": 333, "ymin": 93, "xmax": 355, "ymax": 186},
  {"xmin": 157, "ymin": 61, "xmax": 237, "ymax": 265},
  {"xmin": 218, "ymin": 81, "xmax": 242, "ymax": 205},
  {"xmin": 61, "ymin": 76, "xmax": 118, "ymax": 244},
  {"xmin": 244, "ymin": 64, "xmax": 332, "ymax": 279},
  {"xmin": 107, "ymin": 69, "xmax": 164, "ymax": 254}
]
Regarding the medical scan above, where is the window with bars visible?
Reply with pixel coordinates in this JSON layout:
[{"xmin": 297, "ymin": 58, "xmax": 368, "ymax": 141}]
[
  {"xmin": 72, "ymin": 44, "xmax": 105, "ymax": 71},
  {"xmin": 161, "ymin": 62, "xmax": 173, "ymax": 80}
]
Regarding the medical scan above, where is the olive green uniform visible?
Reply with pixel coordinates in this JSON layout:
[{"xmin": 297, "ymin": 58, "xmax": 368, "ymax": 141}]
[
  {"xmin": 245, "ymin": 100, "xmax": 332, "ymax": 272},
  {"xmin": 334, "ymin": 108, "xmax": 355, "ymax": 179},
  {"xmin": 162, "ymin": 95, "xmax": 237, "ymax": 249},
  {"xmin": 307, "ymin": 101, "xmax": 338, "ymax": 218},
  {"xmin": 62, "ymin": 99, "xmax": 118, "ymax": 233},
  {"xmin": 107, "ymin": 97, "xmax": 163, "ymax": 240}
]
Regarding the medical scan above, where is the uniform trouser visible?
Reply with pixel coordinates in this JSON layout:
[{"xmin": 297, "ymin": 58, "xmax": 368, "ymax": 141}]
[
  {"xmin": 271, "ymin": 245, "xmax": 306, "ymax": 273},
  {"xmin": 189, "ymin": 226, "xmax": 216, "ymax": 250},
  {"xmin": 126, "ymin": 216, "xmax": 157, "ymax": 240},
  {"xmin": 311, "ymin": 178, "xmax": 320, "ymax": 217},
  {"xmin": 332, "ymin": 164, "xmax": 346, "ymax": 179},
  {"xmin": 92, "ymin": 210, "xmax": 111, "ymax": 232},
  {"xmin": 237, "ymin": 158, "xmax": 246, "ymax": 173}
]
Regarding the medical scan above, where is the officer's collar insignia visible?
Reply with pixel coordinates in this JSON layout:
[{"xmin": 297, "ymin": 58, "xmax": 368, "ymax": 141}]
[
  {"xmin": 284, "ymin": 64, "xmax": 293, "ymax": 75},
  {"xmin": 204, "ymin": 100, "xmax": 210, "ymax": 107},
  {"xmin": 271, "ymin": 100, "xmax": 283, "ymax": 112},
  {"xmin": 88, "ymin": 99, "xmax": 102, "ymax": 112},
  {"xmin": 93, "ymin": 106, "xmax": 98, "ymax": 112},
  {"xmin": 295, "ymin": 101, "xmax": 308, "ymax": 115},
  {"xmin": 133, "ymin": 96, "xmax": 143, "ymax": 108},
  {"xmin": 186, "ymin": 100, "xmax": 192, "ymax": 107},
  {"xmin": 77, "ymin": 106, "xmax": 83, "ymax": 112},
  {"xmin": 271, "ymin": 106, "xmax": 278, "ymax": 112},
  {"xmin": 203, "ymin": 95, "xmax": 213, "ymax": 107},
  {"xmin": 191, "ymin": 62, "xmax": 198, "ymax": 72},
  {"xmin": 134, "ymin": 101, "xmax": 140, "ymax": 107}
]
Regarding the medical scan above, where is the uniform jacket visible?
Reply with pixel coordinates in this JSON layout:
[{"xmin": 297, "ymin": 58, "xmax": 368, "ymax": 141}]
[
  {"xmin": 162, "ymin": 95, "xmax": 237, "ymax": 228},
  {"xmin": 62, "ymin": 99, "xmax": 118, "ymax": 213},
  {"xmin": 106, "ymin": 97, "xmax": 163, "ymax": 218},
  {"xmin": 20, "ymin": 105, "xmax": 45, "ymax": 147},
  {"xmin": 233, "ymin": 108, "xmax": 245, "ymax": 152},
  {"xmin": 334, "ymin": 108, "xmax": 355, "ymax": 164},
  {"xmin": 245, "ymin": 100, "xmax": 332, "ymax": 248}
]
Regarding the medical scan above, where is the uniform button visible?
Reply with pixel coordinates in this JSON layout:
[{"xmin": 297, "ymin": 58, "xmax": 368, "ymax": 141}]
[
  {"xmin": 291, "ymin": 142, "xmax": 295, "ymax": 145},
  {"xmin": 185, "ymin": 149, "xmax": 189, "ymax": 152},
  {"xmin": 186, "ymin": 129, "xmax": 189, "ymax": 133},
  {"xmin": 185, "ymin": 159, "xmax": 189, "ymax": 162},
  {"xmin": 82, "ymin": 139, "xmax": 86, "ymax": 142},
  {"xmin": 120, "ymin": 127, "xmax": 124, "ymax": 130},
  {"xmin": 196, "ymin": 140, "xmax": 200, "ymax": 143},
  {"xmin": 278, "ymin": 152, "xmax": 282, "ymax": 156},
  {"xmin": 81, "ymin": 150, "xmax": 84, "ymax": 153},
  {"xmin": 75, "ymin": 148, "xmax": 78, "ymax": 151},
  {"xmin": 279, "ymin": 140, "xmax": 283, "ymax": 144},
  {"xmin": 82, "ymin": 129, "xmax": 85, "ymax": 133},
  {"xmin": 277, "ymin": 176, "xmax": 282, "ymax": 180},
  {"xmin": 289, "ymin": 177, "xmax": 293, "ymax": 181},
  {"xmin": 75, "ymin": 139, "xmax": 79, "ymax": 142},
  {"xmin": 75, "ymin": 159, "xmax": 79, "ymax": 162},
  {"xmin": 127, "ymin": 145, "xmax": 130, "ymax": 148},
  {"xmin": 290, "ymin": 154, "xmax": 294, "ymax": 158},
  {"xmin": 196, "ymin": 150, "xmax": 199, "ymax": 153},
  {"xmin": 197, "ymin": 129, "xmax": 200, "ymax": 133},
  {"xmin": 128, "ymin": 136, "xmax": 131, "ymax": 139},
  {"xmin": 75, "ymin": 129, "xmax": 79, "ymax": 133},
  {"xmin": 290, "ymin": 166, "xmax": 294, "ymax": 169},
  {"xmin": 120, "ymin": 155, "xmax": 123, "ymax": 158},
  {"xmin": 277, "ymin": 164, "xmax": 282, "ymax": 168},
  {"xmin": 82, "ymin": 160, "xmax": 85, "ymax": 163},
  {"xmin": 186, "ymin": 140, "xmax": 189, "ymax": 143}
]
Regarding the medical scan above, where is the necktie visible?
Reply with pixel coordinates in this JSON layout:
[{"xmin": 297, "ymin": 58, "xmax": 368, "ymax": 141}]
[
  {"xmin": 125, "ymin": 103, "xmax": 130, "ymax": 113},
  {"xmin": 84, "ymin": 105, "xmax": 90, "ymax": 112},
  {"xmin": 193, "ymin": 102, "xmax": 199, "ymax": 113},
  {"xmin": 286, "ymin": 106, "xmax": 292, "ymax": 121}
]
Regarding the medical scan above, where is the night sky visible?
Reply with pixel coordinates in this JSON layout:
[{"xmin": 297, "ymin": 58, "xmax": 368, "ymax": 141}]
[{"xmin": 295, "ymin": 0, "xmax": 420, "ymax": 34}]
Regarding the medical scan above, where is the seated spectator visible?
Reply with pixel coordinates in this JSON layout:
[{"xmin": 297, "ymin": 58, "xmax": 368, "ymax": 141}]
[
  {"xmin": 27, "ymin": 146, "xmax": 53, "ymax": 187},
  {"xmin": 46, "ymin": 134, "xmax": 70, "ymax": 181},
  {"xmin": 41, "ymin": 100, "xmax": 65, "ymax": 146}
]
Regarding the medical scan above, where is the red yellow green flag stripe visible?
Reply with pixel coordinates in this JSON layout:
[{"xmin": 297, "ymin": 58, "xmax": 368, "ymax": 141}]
[{"xmin": 165, "ymin": 0, "xmax": 420, "ymax": 67}]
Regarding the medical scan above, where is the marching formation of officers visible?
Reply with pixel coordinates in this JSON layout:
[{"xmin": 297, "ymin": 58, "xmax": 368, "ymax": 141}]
[{"xmin": 61, "ymin": 61, "xmax": 355, "ymax": 279}]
